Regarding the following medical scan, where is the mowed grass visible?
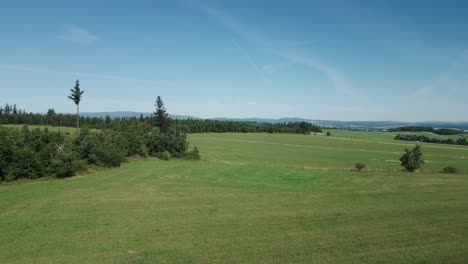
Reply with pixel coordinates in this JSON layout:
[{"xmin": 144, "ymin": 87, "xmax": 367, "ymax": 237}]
[
  {"xmin": 324, "ymin": 129, "xmax": 468, "ymax": 141},
  {"xmin": 1, "ymin": 131, "xmax": 468, "ymax": 263},
  {"xmin": 189, "ymin": 133, "xmax": 468, "ymax": 173}
]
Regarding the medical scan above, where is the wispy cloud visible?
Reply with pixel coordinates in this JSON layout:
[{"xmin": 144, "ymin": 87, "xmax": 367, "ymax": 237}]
[
  {"xmin": 273, "ymin": 51, "xmax": 356, "ymax": 97},
  {"xmin": 195, "ymin": 3, "xmax": 357, "ymax": 97},
  {"xmin": 260, "ymin": 62, "xmax": 293, "ymax": 74},
  {"xmin": 59, "ymin": 26, "xmax": 99, "ymax": 45},
  {"xmin": 229, "ymin": 38, "xmax": 268, "ymax": 82},
  {"xmin": 0, "ymin": 64, "xmax": 173, "ymax": 88}
]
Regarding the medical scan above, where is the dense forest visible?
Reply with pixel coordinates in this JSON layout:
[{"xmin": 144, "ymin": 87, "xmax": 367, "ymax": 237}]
[
  {"xmin": 394, "ymin": 134, "xmax": 468, "ymax": 146},
  {"xmin": 0, "ymin": 104, "xmax": 322, "ymax": 134},
  {"xmin": 389, "ymin": 126, "xmax": 461, "ymax": 135}
]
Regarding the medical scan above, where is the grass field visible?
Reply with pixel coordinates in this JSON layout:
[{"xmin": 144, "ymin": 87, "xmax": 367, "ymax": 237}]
[
  {"xmin": 190, "ymin": 133, "xmax": 468, "ymax": 173},
  {"xmin": 1, "ymin": 131, "xmax": 468, "ymax": 263},
  {"xmin": 323, "ymin": 129, "xmax": 468, "ymax": 141}
]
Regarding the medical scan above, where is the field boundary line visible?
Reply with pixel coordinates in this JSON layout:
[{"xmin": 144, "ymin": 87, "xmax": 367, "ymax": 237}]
[{"xmin": 323, "ymin": 136, "xmax": 468, "ymax": 151}]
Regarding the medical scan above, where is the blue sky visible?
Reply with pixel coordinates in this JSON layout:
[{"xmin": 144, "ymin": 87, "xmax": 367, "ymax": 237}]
[{"xmin": 1, "ymin": 0, "xmax": 467, "ymax": 121}]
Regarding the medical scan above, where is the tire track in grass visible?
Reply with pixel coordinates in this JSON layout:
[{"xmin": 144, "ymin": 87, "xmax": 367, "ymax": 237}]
[
  {"xmin": 192, "ymin": 137, "xmax": 468, "ymax": 160},
  {"xmin": 201, "ymin": 159, "xmax": 468, "ymax": 175}
]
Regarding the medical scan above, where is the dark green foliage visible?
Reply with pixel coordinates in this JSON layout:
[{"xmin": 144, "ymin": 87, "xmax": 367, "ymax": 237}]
[
  {"xmin": 68, "ymin": 80, "xmax": 84, "ymax": 130},
  {"xmin": 326, "ymin": 131, "xmax": 331, "ymax": 136},
  {"xmin": 0, "ymin": 97, "xmax": 204, "ymax": 181},
  {"xmin": 146, "ymin": 128, "xmax": 166, "ymax": 156},
  {"xmin": 122, "ymin": 131, "xmax": 145, "ymax": 156},
  {"xmin": 73, "ymin": 129, "xmax": 126, "ymax": 167},
  {"xmin": 441, "ymin": 166, "xmax": 459, "ymax": 174},
  {"xmin": 355, "ymin": 162, "xmax": 366, "ymax": 171},
  {"xmin": 434, "ymin": 128, "xmax": 460, "ymax": 135},
  {"xmin": 158, "ymin": 151, "xmax": 171, "ymax": 161},
  {"xmin": 47, "ymin": 146, "xmax": 78, "ymax": 178},
  {"xmin": 94, "ymin": 144, "xmax": 126, "ymax": 167},
  {"xmin": 68, "ymin": 80, "xmax": 84, "ymax": 106},
  {"xmin": 400, "ymin": 145, "xmax": 425, "ymax": 172},
  {"xmin": 164, "ymin": 125, "xmax": 188, "ymax": 156},
  {"xmin": 389, "ymin": 126, "xmax": 435, "ymax": 133},
  {"xmin": 152, "ymin": 96, "xmax": 171, "ymax": 132},
  {"xmin": 0, "ymin": 125, "xmax": 79, "ymax": 181},
  {"xmin": 394, "ymin": 134, "xmax": 468, "ymax": 146},
  {"xmin": 389, "ymin": 126, "xmax": 460, "ymax": 135},
  {"xmin": 146, "ymin": 125, "xmax": 188, "ymax": 157},
  {"xmin": 0, "ymin": 103, "xmax": 324, "ymax": 135},
  {"xmin": 6, "ymin": 147, "xmax": 43, "ymax": 181},
  {"xmin": 184, "ymin": 147, "xmax": 201, "ymax": 160},
  {"xmin": 74, "ymin": 128, "xmax": 101, "ymax": 160}
]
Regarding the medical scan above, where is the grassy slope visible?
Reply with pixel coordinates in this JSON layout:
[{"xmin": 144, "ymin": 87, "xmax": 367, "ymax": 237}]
[{"xmin": 1, "ymin": 131, "xmax": 468, "ymax": 263}]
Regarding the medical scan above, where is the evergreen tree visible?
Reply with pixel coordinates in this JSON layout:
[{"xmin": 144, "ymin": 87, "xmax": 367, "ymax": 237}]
[
  {"xmin": 68, "ymin": 80, "xmax": 84, "ymax": 132},
  {"xmin": 152, "ymin": 96, "xmax": 170, "ymax": 132}
]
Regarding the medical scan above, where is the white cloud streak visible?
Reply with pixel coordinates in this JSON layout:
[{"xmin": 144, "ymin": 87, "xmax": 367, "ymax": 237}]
[
  {"xmin": 59, "ymin": 26, "xmax": 99, "ymax": 45},
  {"xmin": 229, "ymin": 38, "xmax": 268, "ymax": 82},
  {"xmin": 196, "ymin": 3, "xmax": 357, "ymax": 97}
]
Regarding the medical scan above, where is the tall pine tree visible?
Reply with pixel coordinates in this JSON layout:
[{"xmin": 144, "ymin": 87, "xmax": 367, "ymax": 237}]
[
  {"xmin": 68, "ymin": 80, "xmax": 84, "ymax": 132},
  {"xmin": 152, "ymin": 96, "xmax": 170, "ymax": 132}
]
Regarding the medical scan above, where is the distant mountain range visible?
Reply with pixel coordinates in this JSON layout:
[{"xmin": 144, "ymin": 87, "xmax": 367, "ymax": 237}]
[{"xmin": 78, "ymin": 111, "xmax": 468, "ymax": 130}]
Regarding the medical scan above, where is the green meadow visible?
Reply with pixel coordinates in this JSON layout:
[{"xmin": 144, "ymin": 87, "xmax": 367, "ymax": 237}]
[{"xmin": 1, "ymin": 131, "xmax": 468, "ymax": 263}]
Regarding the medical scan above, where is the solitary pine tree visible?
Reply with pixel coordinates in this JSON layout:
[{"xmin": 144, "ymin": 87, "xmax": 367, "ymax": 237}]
[
  {"xmin": 152, "ymin": 96, "xmax": 170, "ymax": 132},
  {"xmin": 68, "ymin": 80, "xmax": 84, "ymax": 132}
]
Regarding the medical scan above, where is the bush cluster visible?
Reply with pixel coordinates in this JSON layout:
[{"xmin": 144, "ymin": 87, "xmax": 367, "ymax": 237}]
[
  {"xmin": 0, "ymin": 126, "xmax": 80, "ymax": 181},
  {"xmin": 441, "ymin": 166, "xmax": 459, "ymax": 174},
  {"xmin": 354, "ymin": 162, "xmax": 366, "ymax": 171},
  {"xmin": 0, "ymin": 124, "xmax": 200, "ymax": 182},
  {"xmin": 395, "ymin": 134, "xmax": 467, "ymax": 146}
]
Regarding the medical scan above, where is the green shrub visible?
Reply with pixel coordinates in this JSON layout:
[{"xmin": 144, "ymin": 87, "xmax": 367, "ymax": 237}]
[
  {"xmin": 400, "ymin": 145, "xmax": 425, "ymax": 172},
  {"xmin": 441, "ymin": 166, "xmax": 459, "ymax": 174},
  {"xmin": 158, "ymin": 151, "xmax": 171, "ymax": 161},
  {"xmin": 355, "ymin": 162, "xmax": 366, "ymax": 171},
  {"xmin": 6, "ymin": 148, "xmax": 44, "ymax": 181},
  {"xmin": 326, "ymin": 131, "xmax": 331, "ymax": 136},
  {"xmin": 48, "ymin": 157, "xmax": 76, "ymax": 178},
  {"xmin": 184, "ymin": 147, "xmax": 201, "ymax": 160},
  {"xmin": 94, "ymin": 144, "xmax": 126, "ymax": 167}
]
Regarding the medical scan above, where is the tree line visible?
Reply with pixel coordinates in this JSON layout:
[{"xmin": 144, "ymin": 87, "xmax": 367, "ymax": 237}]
[
  {"xmin": 394, "ymin": 134, "xmax": 468, "ymax": 146},
  {"xmin": 0, "ymin": 105, "xmax": 322, "ymax": 135},
  {"xmin": 389, "ymin": 126, "xmax": 461, "ymax": 135}
]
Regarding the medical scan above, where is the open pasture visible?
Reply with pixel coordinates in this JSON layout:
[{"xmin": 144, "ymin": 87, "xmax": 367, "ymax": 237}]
[
  {"xmin": 1, "ymin": 131, "xmax": 467, "ymax": 263},
  {"xmin": 189, "ymin": 132, "xmax": 468, "ymax": 173}
]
